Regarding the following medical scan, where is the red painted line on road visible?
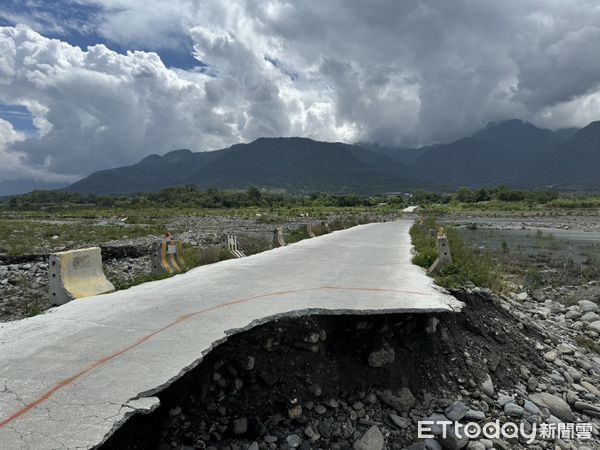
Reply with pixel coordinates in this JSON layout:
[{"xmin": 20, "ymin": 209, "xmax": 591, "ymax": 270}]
[{"xmin": 0, "ymin": 285, "xmax": 433, "ymax": 428}]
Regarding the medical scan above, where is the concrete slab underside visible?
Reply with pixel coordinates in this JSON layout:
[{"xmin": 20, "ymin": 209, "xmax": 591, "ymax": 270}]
[{"xmin": 0, "ymin": 220, "xmax": 463, "ymax": 449}]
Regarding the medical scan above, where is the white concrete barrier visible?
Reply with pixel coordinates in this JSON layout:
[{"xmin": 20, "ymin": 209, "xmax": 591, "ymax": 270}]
[
  {"xmin": 428, "ymin": 228, "xmax": 452, "ymax": 275},
  {"xmin": 151, "ymin": 240, "xmax": 186, "ymax": 275},
  {"xmin": 48, "ymin": 247, "xmax": 115, "ymax": 305},
  {"xmin": 226, "ymin": 235, "xmax": 246, "ymax": 258},
  {"xmin": 273, "ymin": 228, "xmax": 287, "ymax": 247}
]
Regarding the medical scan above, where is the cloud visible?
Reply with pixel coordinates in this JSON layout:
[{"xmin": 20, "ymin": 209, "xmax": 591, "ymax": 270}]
[
  {"xmin": 1, "ymin": 0, "xmax": 600, "ymax": 186},
  {"xmin": 0, "ymin": 117, "xmax": 74, "ymax": 183}
]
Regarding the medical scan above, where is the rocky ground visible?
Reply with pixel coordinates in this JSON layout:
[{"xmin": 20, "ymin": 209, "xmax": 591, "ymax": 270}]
[
  {"xmin": 101, "ymin": 289, "xmax": 600, "ymax": 450},
  {"xmin": 441, "ymin": 215, "xmax": 600, "ymax": 233},
  {"xmin": 0, "ymin": 214, "xmax": 394, "ymax": 322}
]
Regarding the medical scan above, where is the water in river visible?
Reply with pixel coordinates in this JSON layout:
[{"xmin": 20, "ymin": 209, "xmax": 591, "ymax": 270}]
[{"xmin": 455, "ymin": 226, "xmax": 600, "ymax": 264}]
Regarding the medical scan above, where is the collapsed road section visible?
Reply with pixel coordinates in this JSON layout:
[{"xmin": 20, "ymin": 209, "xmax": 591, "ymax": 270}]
[
  {"xmin": 100, "ymin": 295, "xmax": 545, "ymax": 450},
  {"xmin": 0, "ymin": 220, "xmax": 462, "ymax": 450}
]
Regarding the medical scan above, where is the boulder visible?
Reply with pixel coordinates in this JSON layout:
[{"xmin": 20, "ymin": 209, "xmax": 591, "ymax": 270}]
[{"xmin": 529, "ymin": 393, "xmax": 573, "ymax": 421}]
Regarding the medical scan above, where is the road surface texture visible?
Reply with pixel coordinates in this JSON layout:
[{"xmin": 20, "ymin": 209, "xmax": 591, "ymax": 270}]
[{"xmin": 0, "ymin": 220, "xmax": 462, "ymax": 449}]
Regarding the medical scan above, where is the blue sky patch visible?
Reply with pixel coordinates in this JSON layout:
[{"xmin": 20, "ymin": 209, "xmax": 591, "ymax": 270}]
[
  {"xmin": 0, "ymin": 103, "xmax": 36, "ymax": 133},
  {"xmin": 0, "ymin": 1, "xmax": 201, "ymax": 70}
]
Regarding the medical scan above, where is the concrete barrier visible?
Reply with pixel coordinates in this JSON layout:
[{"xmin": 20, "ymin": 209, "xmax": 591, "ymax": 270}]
[
  {"xmin": 151, "ymin": 240, "xmax": 186, "ymax": 275},
  {"xmin": 273, "ymin": 228, "xmax": 287, "ymax": 247},
  {"xmin": 403, "ymin": 205, "xmax": 420, "ymax": 219},
  {"xmin": 48, "ymin": 247, "xmax": 115, "ymax": 305},
  {"xmin": 226, "ymin": 235, "xmax": 246, "ymax": 258},
  {"xmin": 427, "ymin": 228, "xmax": 452, "ymax": 275}
]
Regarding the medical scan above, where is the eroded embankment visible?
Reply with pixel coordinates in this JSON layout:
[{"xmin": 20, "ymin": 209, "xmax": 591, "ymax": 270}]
[{"xmin": 100, "ymin": 290, "xmax": 555, "ymax": 449}]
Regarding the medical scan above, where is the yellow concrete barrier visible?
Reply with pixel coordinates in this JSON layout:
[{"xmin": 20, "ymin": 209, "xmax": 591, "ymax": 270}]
[
  {"xmin": 49, "ymin": 247, "xmax": 115, "ymax": 305},
  {"xmin": 151, "ymin": 240, "xmax": 186, "ymax": 275}
]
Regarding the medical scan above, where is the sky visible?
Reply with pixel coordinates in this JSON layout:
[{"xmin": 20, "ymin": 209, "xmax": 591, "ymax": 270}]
[{"xmin": 1, "ymin": 0, "xmax": 600, "ymax": 193}]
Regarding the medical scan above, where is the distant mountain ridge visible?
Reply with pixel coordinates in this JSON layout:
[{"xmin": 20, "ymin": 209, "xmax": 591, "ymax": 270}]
[
  {"xmin": 66, "ymin": 120, "xmax": 600, "ymax": 194},
  {"xmin": 67, "ymin": 137, "xmax": 423, "ymax": 194}
]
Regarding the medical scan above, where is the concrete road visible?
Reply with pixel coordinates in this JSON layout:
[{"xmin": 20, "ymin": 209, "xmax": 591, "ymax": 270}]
[{"xmin": 0, "ymin": 220, "xmax": 462, "ymax": 449}]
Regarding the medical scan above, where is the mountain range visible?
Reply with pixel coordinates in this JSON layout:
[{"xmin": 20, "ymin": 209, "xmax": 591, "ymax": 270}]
[{"xmin": 66, "ymin": 119, "xmax": 600, "ymax": 194}]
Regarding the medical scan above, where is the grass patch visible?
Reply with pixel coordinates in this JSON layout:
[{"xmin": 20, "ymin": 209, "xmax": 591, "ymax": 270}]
[
  {"xmin": 111, "ymin": 272, "xmax": 171, "ymax": 291},
  {"xmin": 0, "ymin": 218, "xmax": 165, "ymax": 255},
  {"xmin": 182, "ymin": 245, "xmax": 233, "ymax": 267},
  {"xmin": 410, "ymin": 217, "xmax": 506, "ymax": 291},
  {"xmin": 286, "ymin": 226, "xmax": 311, "ymax": 244},
  {"xmin": 111, "ymin": 245, "xmax": 234, "ymax": 291}
]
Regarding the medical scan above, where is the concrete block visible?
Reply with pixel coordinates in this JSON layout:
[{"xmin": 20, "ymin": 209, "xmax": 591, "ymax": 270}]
[
  {"xmin": 151, "ymin": 240, "xmax": 186, "ymax": 275},
  {"xmin": 273, "ymin": 228, "xmax": 287, "ymax": 247},
  {"xmin": 427, "ymin": 231, "xmax": 452, "ymax": 276},
  {"xmin": 226, "ymin": 235, "xmax": 246, "ymax": 258},
  {"xmin": 49, "ymin": 247, "xmax": 115, "ymax": 305}
]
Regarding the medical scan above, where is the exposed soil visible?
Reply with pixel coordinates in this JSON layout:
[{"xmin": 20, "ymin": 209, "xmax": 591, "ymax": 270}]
[{"xmin": 100, "ymin": 291, "xmax": 553, "ymax": 449}]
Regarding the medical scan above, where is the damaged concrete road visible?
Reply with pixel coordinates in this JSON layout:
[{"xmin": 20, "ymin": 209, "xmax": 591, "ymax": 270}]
[{"xmin": 0, "ymin": 220, "xmax": 462, "ymax": 450}]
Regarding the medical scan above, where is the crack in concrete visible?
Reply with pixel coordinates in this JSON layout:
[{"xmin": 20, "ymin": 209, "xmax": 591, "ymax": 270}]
[{"xmin": 1, "ymin": 380, "xmax": 27, "ymax": 409}]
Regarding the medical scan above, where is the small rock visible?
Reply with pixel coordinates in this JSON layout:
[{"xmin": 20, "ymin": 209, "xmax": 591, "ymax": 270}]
[
  {"xmin": 466, "ymin": 442, "xmax": 486, "ymax": 450},
  {"xmin": 523, "ymin": 400, "xmax": 541, "ymax": 415},
  {"xmin": 479, "ymin": 439, "xmax": 493, "ymax": 449},
  {"xmin": 352, "ymin": 425, "xmax": 384, "ymax": 450},
  {"xmin": 238, "ymin": 355, "xmax": 255, "ymax": 370},
  {"xmin": 353, "ymin": 401, "xmax": 365, "ymax": 411},
  {"xmin": 581, "ymin": 381, "xmax": 600, "ymax": 397},
  {"xmin": 288, "ymin": 404, "xmax": 303, "ymax": 419},
  {"xmin": 379, "ymin": 388, "xmax": 415, "ymax": 413},
  {"xmin": 286, "ymin": 434, "xmax": 302, "ymax": 448},
  {"xmin": 527, "ymin": 376, "xmax": 538, "ymax": 392},
  {"xmin": 565, "ymin": 310, "xmax": 582, "ymax": 320},
  {"xmin": 480, "ymin": 374, "xmax": 494, "ymax": 397},
  {"xmin": 463, "ymin": 409, "xmax": 485, "ymax": 421},
  {"xmin": 445, "ymin": 401, "xmax": 469, "ymax": 421},
  {"xmin": 588, "ymin": 321, "xmax": 600, "ymax": 333},
  {"xmin": 367, "ymin": 343, "xmax": 395, "ymax": 368},
  {"xmin": 308, "ymin": 383, "xmax": 322, "ymax": 397},
  {"xmin": 578, "ymin": 300, "xmax": 599, "ymax": 313},
  {"xmin": 437, "ymin": 424, "xmax": 468, "ymax": 450},
  {"xmin": 503, "ymin": 402, "xmax": 524, "ymax": 417},
  {"xmin": 581, "ymin": 312, "xmax": 600, "ymax": 322},
  {"xmin": 556, "ymin": 343, "xmax": 574, "ymax": 355},
  {"xmin": 389, "ymin": 413, "xmax": 409, "ymax": 429},
  {"xmin": 233, "ymin": 417, "xmax": 247, "ymax": 435},
  {"xmin": 497, "ymin": 395, "xmax": 513, "ymax": 407}
]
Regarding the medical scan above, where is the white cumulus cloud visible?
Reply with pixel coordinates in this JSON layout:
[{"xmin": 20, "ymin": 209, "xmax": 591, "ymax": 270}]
[{"xmin": 1, "ymin": 0, "xmax": 600, "ymax": 186}]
